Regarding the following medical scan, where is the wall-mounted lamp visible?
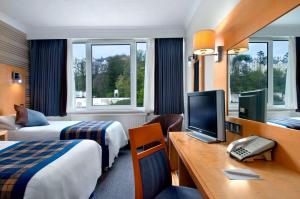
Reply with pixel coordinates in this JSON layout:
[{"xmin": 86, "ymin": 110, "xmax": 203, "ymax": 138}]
[
  {"xmin": 187, "ymin": 54, "xmax": 198, "ymax": 67},
  {"xmin": 193, "ymin": 29, "xmax": 223, "ymax": 62},
  {"xmin": 228, "ymin": 38, "xmax": 249, "ymax": 54},
  {"xmin": 11, "ymin": 72, "xmax": 22, "ymax": 83},
  {"xmin": 188, "ymin": 54, "xmax": 197, "ymax": 62}
]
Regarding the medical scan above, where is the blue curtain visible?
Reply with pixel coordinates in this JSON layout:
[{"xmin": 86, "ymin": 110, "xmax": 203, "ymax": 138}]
[
  {"xmin": 29, "ymin": 40, "xmax": 67, "ymax": 116},
  {"xmin": 296, "ymin": 37, "xmax": 300, "ymax": 111},
  {"xmin": 154, "ymin": 38, "xmax": 184, "ymax": 114},
  {"xmin": 194, "ymin": 60, "xmax": 199, "ymax": 91}
]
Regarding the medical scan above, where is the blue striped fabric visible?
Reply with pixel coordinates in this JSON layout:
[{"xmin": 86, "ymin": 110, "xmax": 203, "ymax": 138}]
[
  {"xmin": 268, "ymin": 117, "xmax": 300, "ymax": 130},
  {"xmin": 60, "ymin": 121, "xmax": 113, "ymax": 167},
  {"xmin": 155, "ymin": 186, "xmax": 202, "ymax": 199},
  {"xmin": 139, "ymin": 149, "xmax": 171, "ymax": 199},
  {"xmin": 0, "ymin": 140, "xmax": 81, "ymax": 199}
]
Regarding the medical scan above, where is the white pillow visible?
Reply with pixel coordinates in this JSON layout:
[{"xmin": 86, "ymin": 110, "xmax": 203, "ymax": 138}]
[{"xmin": 0, "ymin": 115, "xmax": 21, "ymax": 130}]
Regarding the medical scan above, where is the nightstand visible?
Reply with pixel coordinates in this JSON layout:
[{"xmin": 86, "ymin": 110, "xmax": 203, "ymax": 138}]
[{"xmin": 0, "ymin": 130, "xmax": 8, "ymax": 141}]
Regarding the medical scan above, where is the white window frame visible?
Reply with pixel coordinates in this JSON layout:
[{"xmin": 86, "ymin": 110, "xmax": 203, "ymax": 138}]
[
  {"xmin": 228, "ymin": 37, "xmax": 289, "ymax": 111},
  {"xmin": 72, "ymin": 39, "xmax": 148, "ymax": 112}
]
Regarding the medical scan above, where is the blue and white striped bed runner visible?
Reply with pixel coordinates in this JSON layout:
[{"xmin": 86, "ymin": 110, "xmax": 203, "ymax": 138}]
[{"xmin": 60, "ymin": 121, "xmax": 113, "ymax": 167}]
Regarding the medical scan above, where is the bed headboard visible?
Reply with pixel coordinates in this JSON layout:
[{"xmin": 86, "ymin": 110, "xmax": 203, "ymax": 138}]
[{"xmin": 0, "ymin": 64, "xmax": 28, "ymax": 115}]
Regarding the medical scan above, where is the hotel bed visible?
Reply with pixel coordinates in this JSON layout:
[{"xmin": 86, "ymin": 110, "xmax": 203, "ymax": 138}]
[
  {"xmin": 267, "ymin": 117, "xmax": 300, "ymax": 130},
  {"xmin": 0, "ymin": 139, "xmax": 102, "ymax": 199},
  {"xmin": 6, "ymin": 120, "xmax": 128, "ymax": 168}
]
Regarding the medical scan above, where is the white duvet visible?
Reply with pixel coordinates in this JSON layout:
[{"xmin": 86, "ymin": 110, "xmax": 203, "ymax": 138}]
[
  {"xmin": 7, "ymin": 121, "xmax": 128, "ymax": 167},
  {"xmin": 0, "ymin": 140, "xmax": 102, "ymax": 199},
  {"xmin": 267, "ymin": 117, "xmax": 300, "ymax": 128}
]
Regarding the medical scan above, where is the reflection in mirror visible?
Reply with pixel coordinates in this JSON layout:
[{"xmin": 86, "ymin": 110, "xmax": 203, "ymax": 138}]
[
  {"xmin": 228, "ymin": 38, "xmax": 249, "ymax": 55},
  {"xmin": 227, "ymin": 6, "xmax": 300, "ymax": 127}
]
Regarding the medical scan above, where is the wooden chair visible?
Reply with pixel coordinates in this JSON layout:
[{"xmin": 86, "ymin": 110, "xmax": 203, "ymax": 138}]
[{"xmin": 129, "ymin": 123, "xmax": 202, "ymax": 199}]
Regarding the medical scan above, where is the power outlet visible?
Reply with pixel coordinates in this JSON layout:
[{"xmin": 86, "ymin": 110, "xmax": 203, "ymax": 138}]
[{"xmin": 225, "ymin": 121, "xmax": 241, "ymax": 134}]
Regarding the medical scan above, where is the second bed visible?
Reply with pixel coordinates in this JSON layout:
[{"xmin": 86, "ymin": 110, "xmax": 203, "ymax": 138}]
[{"xmin": 7, "ymin": 120, "xmax": 128, "ymax": 168}]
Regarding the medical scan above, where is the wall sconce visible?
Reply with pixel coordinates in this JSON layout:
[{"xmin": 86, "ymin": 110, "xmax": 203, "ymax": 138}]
[
  {"xmin": 187, "ymin": 54, "xmax": 198, "ymax": 67},
  {"xmin": 193, "ymin": 29, "xmax": 223, "ymax": 62},
  {"xmin": 228, "ymin": 38, "xmax": 249, "ymax": 54},
  {"xmin": 11, "ymin": 72, "xmax": 22, "ymax": 83}
]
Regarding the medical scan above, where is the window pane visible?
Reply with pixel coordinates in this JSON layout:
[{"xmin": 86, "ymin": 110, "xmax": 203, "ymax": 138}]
[
  {"xmin": 273, "ymin": 40, "xmax": 288, "ymax": 105},
  {"xmin": 136, "ymin": 42, "xmax": 146, "ymax": 107},
  {"xmin": 92, "ymin": 44, "xmax": 131, "ymax": 106},
  {"xmin": 229, "ymin": 42, "xmax": 268, "ymax": 104},
  {"xmin": 73, "ymin": 43, "xmax": 86, "ymax": 108}
]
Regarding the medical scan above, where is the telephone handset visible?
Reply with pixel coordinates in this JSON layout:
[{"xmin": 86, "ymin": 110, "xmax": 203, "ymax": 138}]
[{"xmin": 227, "ymin": 136, "xmax": 276, "ymax": 162}]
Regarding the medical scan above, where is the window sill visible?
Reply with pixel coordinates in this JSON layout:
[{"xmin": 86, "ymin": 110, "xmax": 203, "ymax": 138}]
[
  {"xmin": 67, "ymin": 108, "xmax": 148, "ymax": 115},
  {"xmin": 229, "ymin": 108, "xmax": 295, "ymax": 112}
]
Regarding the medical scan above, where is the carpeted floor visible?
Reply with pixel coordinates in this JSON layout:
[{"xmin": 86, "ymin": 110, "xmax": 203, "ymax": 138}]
[{"xmin": 94, "ymin": 149, "xmax": 134, "ymax": 199}]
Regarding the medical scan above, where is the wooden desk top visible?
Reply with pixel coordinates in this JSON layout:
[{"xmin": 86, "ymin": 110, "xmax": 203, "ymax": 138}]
[{"xmin": 169, "ymin": 132, "xmax": 300, "ymax": 199}]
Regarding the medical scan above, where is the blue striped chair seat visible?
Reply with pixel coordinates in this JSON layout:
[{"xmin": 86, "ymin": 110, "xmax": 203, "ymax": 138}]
[
  {"xmin": 139, "ymin": 149, "xmax": 202, "ymax": 199},
  {"xmin": 155, "ymin": 186, "xmax": 202, "ymax": 199}
]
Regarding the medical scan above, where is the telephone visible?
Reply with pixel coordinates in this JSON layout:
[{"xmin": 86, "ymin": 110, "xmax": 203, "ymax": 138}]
[{"xmin": 227, "ymin": 136, "xmax": 276, "ymax": 162}]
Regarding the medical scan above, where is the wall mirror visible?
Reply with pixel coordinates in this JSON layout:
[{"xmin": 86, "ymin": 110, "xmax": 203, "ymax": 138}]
[{"xmin": 227, "ymin": 5, "xmax": 300, "ymax": 126}]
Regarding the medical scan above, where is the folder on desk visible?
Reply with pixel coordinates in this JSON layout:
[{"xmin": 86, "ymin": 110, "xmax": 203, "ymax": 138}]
[{"xmin": 224, "ymin": 168, "xmax": 261, "ymax": 180}]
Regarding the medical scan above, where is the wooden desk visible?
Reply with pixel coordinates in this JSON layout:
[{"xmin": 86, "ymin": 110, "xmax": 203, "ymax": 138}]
[{"xmin": 169, "ymin": 132, "xmax": 300, "ymax": 199}]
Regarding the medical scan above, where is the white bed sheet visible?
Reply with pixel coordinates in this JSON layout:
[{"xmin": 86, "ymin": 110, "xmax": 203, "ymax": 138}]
[
  {"xmin": 0, "ymin": 140, "xmax": 102, "ymax": 199},
  {"xmin": 267, "ymin": 117, "xmax": 300, "ymax": 128},
  {"xmin": 266, "ymin": 122, "xmax": 287, "ymax": 128},
  {"xmin": 7, "ymin": 121, "xmax": 128, "ymax": 167}
]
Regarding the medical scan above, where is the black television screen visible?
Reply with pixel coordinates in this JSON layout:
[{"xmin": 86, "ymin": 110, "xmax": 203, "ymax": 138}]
[
  {"xmin": 187, "ymin": 90, "xmax": 225, "ymax": 142},
  {"xmin": 188, "ymin": 95, "xmax": 217, "ymax": 137},
  {"xmin": 239, "ymin": 89, "xmax": 266, "ymax": 122}
]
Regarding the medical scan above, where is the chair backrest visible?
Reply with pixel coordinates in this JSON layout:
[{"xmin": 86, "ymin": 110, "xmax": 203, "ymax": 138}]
[
  {"xmin": 164, "ymin": 114, "xmax": 183, "ymax": 132},
  {"xmin": 152, "ymin": 114, "xmax": 183, "ymax": 135},
  {"xmin": 129, "ymin": 123, "xmax": 171, "ymax": 199}
]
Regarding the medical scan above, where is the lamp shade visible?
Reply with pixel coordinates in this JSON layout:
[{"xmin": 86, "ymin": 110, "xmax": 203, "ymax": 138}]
[
  {"xmin": 193, "ymin": 29, "xmax": 215, "ymax": 55},
  {"xmin": 228, "ymin": 38, "xmax": 249, "ymax": 54}
]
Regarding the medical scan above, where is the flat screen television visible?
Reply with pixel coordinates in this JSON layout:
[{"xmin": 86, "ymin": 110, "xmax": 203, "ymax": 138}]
[
  {"xmin": 239, "ymin": 89, "xmax": 267, "ymax": 123},
  {"xmin": 186, "ymin": 90, "xmax": 225, "ymax": 143}
]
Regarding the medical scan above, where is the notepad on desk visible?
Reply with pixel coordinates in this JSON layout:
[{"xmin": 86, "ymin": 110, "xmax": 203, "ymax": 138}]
[{"xmin": 224, "ymin": 168, "xmax": 261, "ymax": 180}]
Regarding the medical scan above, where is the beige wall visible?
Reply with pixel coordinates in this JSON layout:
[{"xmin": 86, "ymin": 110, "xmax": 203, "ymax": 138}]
[{"xmin": 184, "ymin": 0, "xmax": 240, "ymax": 92}]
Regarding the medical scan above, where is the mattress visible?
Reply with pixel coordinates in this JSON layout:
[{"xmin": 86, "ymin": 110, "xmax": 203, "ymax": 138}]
[
  {"xmin": 267, "ymin": 117, "xmax": 300, "ymax": 129},
  {"xmin": 7, "ymin": 121, "xmax": 128, "ymax": 167},
  {"xmin": 0, "ymin": 140, "xmax": 102, "ymax": 199}
]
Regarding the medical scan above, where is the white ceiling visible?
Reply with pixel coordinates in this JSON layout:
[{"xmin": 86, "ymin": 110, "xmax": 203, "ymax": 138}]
[{"xmin": 0, "ymin": 0, "xmax": 200, "ymax": 29}]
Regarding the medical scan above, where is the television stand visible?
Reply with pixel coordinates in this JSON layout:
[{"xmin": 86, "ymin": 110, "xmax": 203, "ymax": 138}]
[{"xmin": 187, "ymin": 131, "xmax": 218, "ymax": 143}]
